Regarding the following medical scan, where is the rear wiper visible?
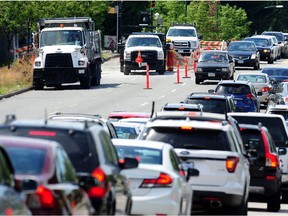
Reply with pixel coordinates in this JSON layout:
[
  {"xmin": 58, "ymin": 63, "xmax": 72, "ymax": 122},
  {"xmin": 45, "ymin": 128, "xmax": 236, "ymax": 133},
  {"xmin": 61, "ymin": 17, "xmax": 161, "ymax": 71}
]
[{"xmin": 182, "ymin": 144, "xmax": 207, "ymax": 150}]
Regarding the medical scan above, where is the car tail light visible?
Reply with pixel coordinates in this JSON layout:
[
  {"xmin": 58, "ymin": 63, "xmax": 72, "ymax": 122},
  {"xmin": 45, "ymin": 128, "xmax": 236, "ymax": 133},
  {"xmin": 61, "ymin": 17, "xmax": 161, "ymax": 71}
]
[
  {"xmin": 140, "ymin": 173, "xmax": 173, "ymax": 188},
  {"xmin": 226, "ymin": 156, "xmax": 239, "ymax": 173},
  {"xmin": 246, "ymin": 93, "xmax": 255, "ymax": 99},
  {"xmin": 36, "ymin": 185, "xmax": 55, "ymax": 208},
  {"xmin": 262, "ymin": 130, "xmax": 278, "ymax": 168},
  {"xmin": 179, "ymin": 169, "xmax": 185, "ymax": 177},
  {"xmin": 260, "ymin": 87, "xmax": 270, "ymax": 92},
  {"xmin": 284, "ymin": 97, "xmax": 288, "ymax": 102},
  {"xmin": 88, "ymin": 167, "xmax": 107, "ymax": 198}
]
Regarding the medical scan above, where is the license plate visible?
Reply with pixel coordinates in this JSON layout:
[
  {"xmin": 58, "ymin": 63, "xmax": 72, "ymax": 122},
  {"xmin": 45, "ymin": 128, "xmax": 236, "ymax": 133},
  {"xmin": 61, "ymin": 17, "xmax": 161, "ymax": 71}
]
[
  {"xmin": 141, "ymin": 62, "xmax": 147, "ymax": 66},
  {"xmin": 208, "ymin": 73, "xmax": 215, "ymax": 77},
  {"xmin": 238, "ymin": 60, "xmax": 244, "ymax": 64}
]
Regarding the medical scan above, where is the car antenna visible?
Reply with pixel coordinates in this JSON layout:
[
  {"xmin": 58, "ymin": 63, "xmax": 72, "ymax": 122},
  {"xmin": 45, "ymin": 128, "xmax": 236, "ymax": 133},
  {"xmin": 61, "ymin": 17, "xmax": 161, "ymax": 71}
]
[{"xmin": 150, "ymin": 101, "xmax": 155, "ymax": 118}]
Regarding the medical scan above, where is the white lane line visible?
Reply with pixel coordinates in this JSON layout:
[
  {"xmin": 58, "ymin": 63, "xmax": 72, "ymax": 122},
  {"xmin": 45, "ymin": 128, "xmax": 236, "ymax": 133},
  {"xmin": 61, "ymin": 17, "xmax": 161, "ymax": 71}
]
[
  {"xmin": 69, "ymin": 104, "xmax": 78, "ymax": 107},
  {"xmin": 159, "ymin": 95, "xmax": 166, "ymax": 99},
  {"xmin": 171, "ymin": 89, "xmax": 177, "ymax": 93},
  {"xmin": 140, "ymin": 102, "xmax": 149, "ymax": 107},
  {"xmin": 182, "ymin": 82, "xmax": 187, "ymax": 86}
]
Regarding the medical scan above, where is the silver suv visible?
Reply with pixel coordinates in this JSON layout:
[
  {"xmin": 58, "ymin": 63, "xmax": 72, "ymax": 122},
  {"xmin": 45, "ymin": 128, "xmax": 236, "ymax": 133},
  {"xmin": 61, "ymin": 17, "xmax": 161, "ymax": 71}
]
[{"xmin": 138, "ymin": 116, "xmax": 250, "ymax": 215}]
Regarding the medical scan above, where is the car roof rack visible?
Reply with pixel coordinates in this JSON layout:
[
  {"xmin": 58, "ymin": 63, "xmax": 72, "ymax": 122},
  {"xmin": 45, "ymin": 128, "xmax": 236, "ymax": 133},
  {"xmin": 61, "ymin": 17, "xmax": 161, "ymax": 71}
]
[{"xmin": 171, "ymin": 23, "xmax": 196, "ymax": 27}]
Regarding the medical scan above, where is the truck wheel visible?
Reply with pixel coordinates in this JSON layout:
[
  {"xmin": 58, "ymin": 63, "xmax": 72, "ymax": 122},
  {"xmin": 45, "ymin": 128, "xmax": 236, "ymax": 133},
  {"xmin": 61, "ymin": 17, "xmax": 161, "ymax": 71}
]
[
  {"xmin": 33, "ymin": 79, "xmax": 44, "ymax": 90},
  {"xmin": 124, "ymin": 66, "xmax": 130, "ymax": 75},
  {"xmin": 90, "ymin": 62, "xmax": 97, "ymax": 86},
  {"xmin": 80, "ymin": 70, "xmax": 91, "ymax": 89},
  {"xmin": 282, "ymin": 192, "xmax": 288, "ymax": 203},
  {"xmin": 120, "ymin": 64, "xmax": 124, "ymax": 73},
  {"xmin": 95, "ymin": 63, "xmax": 101, "ymax": 86},
  {"xmin": 158, "ymin": 67, "xmax": 165, "ymax": 75},
  {"xmin": 195, "ymin": 78, "xmax": 201, "ymax": 84}
]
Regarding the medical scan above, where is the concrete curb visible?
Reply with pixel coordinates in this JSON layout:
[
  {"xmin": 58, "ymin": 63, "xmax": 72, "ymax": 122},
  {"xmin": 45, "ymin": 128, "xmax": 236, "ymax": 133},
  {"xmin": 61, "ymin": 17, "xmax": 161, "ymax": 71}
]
[{"xmin": 0, "ymin": 87, "xmax": 33, "ymax": 100}]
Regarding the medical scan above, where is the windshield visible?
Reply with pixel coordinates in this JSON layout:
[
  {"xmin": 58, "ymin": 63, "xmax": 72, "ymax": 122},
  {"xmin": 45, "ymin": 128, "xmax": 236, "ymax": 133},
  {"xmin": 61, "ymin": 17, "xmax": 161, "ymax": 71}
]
[
  {"xmin": 127, "ymin": 37, "xmax": 161, "ymax": 47},
  {"xmin": 142, "ymin": 127, "xmax": 230, "ymax": 151},
  {"xmin": 167, "ymin": 28, "xmax": 196, "ymax": 37},
  {"xmin": 40, "ymin": 30, "xmax": 83, "ymax": 47},
  {"xmin": 245, "ymin": 38, "xmax": 271, "ymax": 47},
  {"xmin": 186, "ymin": 98, "xmax": 227, "ymax": 114},
  {"xmin": 228, "ymin": 43, "xmax": 256, "ymax": 51},
  {"xmin": 198, "ymin": 52, "xmax": 228, "ymax": 63}
]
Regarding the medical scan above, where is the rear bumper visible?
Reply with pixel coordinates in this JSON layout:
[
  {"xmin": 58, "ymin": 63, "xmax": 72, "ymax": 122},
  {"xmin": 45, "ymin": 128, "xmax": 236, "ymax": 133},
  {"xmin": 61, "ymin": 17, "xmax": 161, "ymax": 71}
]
[
  {"xmin": 195, "ymin": 71, "xmax": 230, "ymax": 81},
  {"xmin": 234, "ymin": 58, "xmax": 258, "ymax": 67}
]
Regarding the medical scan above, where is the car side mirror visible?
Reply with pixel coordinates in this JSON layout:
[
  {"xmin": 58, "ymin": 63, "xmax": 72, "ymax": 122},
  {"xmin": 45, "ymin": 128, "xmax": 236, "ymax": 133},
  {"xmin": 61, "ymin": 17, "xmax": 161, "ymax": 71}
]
[
  {"xmin": 198, "ymin": 35, "xmax": 203, "ymax": 40},
  {"xmin": 119, "ymin": 157, "xmax": 139, "ymax": 169},
  {"xmin": 278, "ymin": 147, "xmax": 287, "ymax": 155},
  {"xmin": 186, "ymin": 168, "xmax": 199, "ymax": 181},
  {"xmin": 208, "ymin": 89, "xmax": 215, "ymax": 94}
]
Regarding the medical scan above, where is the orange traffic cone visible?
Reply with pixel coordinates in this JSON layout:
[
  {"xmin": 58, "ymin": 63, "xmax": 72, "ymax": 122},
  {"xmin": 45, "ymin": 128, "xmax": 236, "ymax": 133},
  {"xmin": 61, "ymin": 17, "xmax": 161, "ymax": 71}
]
[{"xmin": 135, "ymin": 50, "xmax": 143, "ymax": 67}]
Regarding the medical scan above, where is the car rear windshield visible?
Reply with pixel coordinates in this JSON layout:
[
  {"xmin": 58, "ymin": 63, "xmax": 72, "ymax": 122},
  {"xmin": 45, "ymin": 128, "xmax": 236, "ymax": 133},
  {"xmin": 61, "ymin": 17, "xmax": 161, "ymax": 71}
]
[
  {"xmin": 115, "ymin": 145, "xmax": 162, "ymax": 165},
  {"xmin": 186, "ymin": 98, "xmax": 226, "ymax": 114},
  {"xmin": 142, "ymin": 127, "xmax": 231, "ymax": 151},
  {"xmin": 268, "ymin": 111, "xmax": 288, "ymax": 120},
  {"xmin": 5, "ymin": 146, "xmax": 47, "ymax": 175},
  {"xmin": 231, "ymin": 116, "xmax": 288, "ymax": 148},
  {"xmin": 216, "ymin": 84, "xmax": 251, "ymax": 95},
  {"xmin": 239, "ymin": 129, "xmax": 265, "ymax": 156},
  {"xmin": 0, "ymin": 127, "xmax": 98, "ymax": 172}
]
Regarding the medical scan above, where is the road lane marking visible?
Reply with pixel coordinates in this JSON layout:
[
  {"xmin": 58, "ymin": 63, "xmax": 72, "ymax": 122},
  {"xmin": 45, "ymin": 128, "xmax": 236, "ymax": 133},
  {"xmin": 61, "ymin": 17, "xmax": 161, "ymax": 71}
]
[
  {"xmin": 159, "ymin": 95, "xmax": 166, "ymax": 99},
  {"xmin": 171, "ymin": 89, "xmax": 177, "ymax": 93},
  {"xmin": 140, "ymin": 102, "xmax": 149, "ymax": 106},
  {"xmin": 69, "ymin": 104, "xmax": 78, "ymax": 107}
]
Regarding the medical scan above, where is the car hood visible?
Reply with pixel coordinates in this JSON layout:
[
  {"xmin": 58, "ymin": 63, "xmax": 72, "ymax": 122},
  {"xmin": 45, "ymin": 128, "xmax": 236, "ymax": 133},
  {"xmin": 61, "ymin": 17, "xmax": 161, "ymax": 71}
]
[
  {"xmin": 228, "ymin": 50, "xmax": 255, "ymax": 56},
  {"xmin": 197, "ymin": 62, "xmax": 230, "ymax": 68}
]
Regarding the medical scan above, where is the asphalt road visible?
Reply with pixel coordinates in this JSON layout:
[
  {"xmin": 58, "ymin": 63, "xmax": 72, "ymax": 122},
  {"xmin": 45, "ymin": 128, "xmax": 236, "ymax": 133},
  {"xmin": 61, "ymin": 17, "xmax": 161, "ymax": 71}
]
[{"xmin": 0, "ymin": 55, "xmax": 288, "ymax": 215}]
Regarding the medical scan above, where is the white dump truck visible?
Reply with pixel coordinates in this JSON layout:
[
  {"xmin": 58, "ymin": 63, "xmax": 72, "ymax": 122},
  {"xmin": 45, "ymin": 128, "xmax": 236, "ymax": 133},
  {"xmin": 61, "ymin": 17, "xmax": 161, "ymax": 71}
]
[{"xmin": 33, "ymin": 17, "xmax": 102, "ymax": 90}]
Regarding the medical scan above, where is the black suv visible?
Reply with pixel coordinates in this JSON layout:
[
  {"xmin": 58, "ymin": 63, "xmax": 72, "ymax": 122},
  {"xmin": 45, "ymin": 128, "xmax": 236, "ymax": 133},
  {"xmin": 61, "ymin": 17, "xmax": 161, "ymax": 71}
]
[
  {"xmin": 183, "ymin": 92, "xmax": 236, "ymax": 114},
  {"xmin": 0, "ymin": 115, "xmax": 138, "ymax": 215},
  {"xmin": 227, "ymin": 40, "xmax": 260, "ymax": 70},
  {"xmin": 239, "ymin": 123, "xmax": 282, "ymax": 212}
]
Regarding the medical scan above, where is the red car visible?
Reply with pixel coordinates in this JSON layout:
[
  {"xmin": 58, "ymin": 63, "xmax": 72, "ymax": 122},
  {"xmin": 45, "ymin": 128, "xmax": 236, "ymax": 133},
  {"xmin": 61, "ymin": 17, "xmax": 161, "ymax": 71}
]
[{"xmin": 0, "ymin": 135, "xmax": 94, "ymax": 215}]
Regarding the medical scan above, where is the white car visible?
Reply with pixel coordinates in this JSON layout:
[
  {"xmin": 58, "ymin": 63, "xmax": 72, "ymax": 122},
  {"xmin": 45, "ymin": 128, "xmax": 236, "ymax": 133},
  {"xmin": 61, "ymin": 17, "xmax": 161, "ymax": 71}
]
[
  {"xmin": 139, "ymin": 118, "xmax": 250, "ymax": 215},
  {"xmin": 112, "ymin": 139, "xmax": 193, "ymax": 215},
  {"xmin": 235, "ymin": 72, "xmax": 272, "ymax": 106}
]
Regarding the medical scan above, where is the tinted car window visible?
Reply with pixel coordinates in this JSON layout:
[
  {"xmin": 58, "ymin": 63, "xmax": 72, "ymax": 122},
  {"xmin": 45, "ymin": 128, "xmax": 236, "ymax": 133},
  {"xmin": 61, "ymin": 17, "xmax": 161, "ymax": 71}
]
[
  {"xmin": 268, "ymin": 111, "xmax": 288, "ymax": 120},
  {"xmin": 115, "ymin": 146, "xmax": 162, "ymax": 165},
  {"xmin": 0, "ymin": 150, "xmax": 14, "ymax": 186},
  {"xmin": 186, "ymin": 98, "xmax": 226, "ymax": 114},
  {"xmin": 240, "ymin": 129, "xmax": 265, "ymax": 156},
  {"xmin": 5, "ymin": 146, "xmax": 46, "ymax": 175},
  {"xmin": 142, "ymin": 127, "xmax": 231, "ymax": 151},
  {"xmin": 0, "ymin": 128, "xmax": 98, "ymax": 172},
  {"xmin": 231, "ymin": 116, "xmax": 288, "ymax": 148},
  {"xmin": 216, "ymin": 84, "xmax": 251, "ymax": 95}
]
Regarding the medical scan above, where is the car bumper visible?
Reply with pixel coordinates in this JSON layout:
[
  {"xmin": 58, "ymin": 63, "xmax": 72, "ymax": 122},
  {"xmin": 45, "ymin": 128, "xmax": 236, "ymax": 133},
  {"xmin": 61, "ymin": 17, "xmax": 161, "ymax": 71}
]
[
  {"xmin": 131, "ymin": 189, "xmax": 181, "ymax": 215},
  {"xmin": 259, "ymin": 52, "xmax": 271, "ymax": 61},
  {"xmin": 124, "ymin": 60, "xmax": 164, "ymax": 71},
  {"xmin": 234, "ymin": 58, "xmax": 257, "ymax": 67},
  {"xmin": 195, "ymin": 71, "xmax": 230, "ymax": 81}
]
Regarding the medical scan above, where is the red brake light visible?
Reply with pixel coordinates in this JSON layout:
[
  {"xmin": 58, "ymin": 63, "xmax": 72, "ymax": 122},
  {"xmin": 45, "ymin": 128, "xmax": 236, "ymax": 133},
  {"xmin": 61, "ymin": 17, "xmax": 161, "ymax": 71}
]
[
  {"xmin": 226, "ymin": 156, "xmax": 239, "ymax": 173},
  {"xmin": 178, "ymin": 107, "xmax": 185, "ymax": 110},
  {"xmin": 29, "ymin": 130, "xmax": 56, "ymax": 137},
  {"xmin": 140, "ymin": 173, "xmax": 173, "ymax": 188},
  {"xmin": 36, "ymin": 185, "xmax": 55, "ymax": 208},
  {"xmin": 88, "ymin": 167, "xmax": 107, "ymax": 198},
  {"xmin": 179, "ymin": 169, "xmax": 185, "ymax": 177},
  {"xmin": 246, "ymin": 93, "xmax": 255, "ymax": 99},
  {"xmin": 260, "ymin": 87, "xmax": 270, "ymax": 92},
  {"xmin": 262, "ymin": 130, "xmax": 278, "ymax": 168}
]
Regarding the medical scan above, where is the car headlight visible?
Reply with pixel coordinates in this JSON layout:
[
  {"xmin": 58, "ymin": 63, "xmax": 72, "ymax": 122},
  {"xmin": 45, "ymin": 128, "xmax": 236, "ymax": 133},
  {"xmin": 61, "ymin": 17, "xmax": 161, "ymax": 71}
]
[
  {"xmin": 221, "ymin": 68, "xmax": 229, "ymax": 72},
  {"xmin": 157, "ymin": 51, "xmax": 164, "ymax": 60},
  {"xmin": 197, "ymin": 68, "xmax": 202, "ymax": 72},
  {"xmin": 263, "ymin": 49, "xmax": 270, "ymax": 53},
  {"xmin": 250, "ymin": 54, "xmax": 257, "ymax": 59},
  {"xmin": 124, "ymin": 51, "xmax": 131, "ymax": 60},
  {"xmin": 190, "ymin": 41, "xmax": 197, "ymax": 47},
  {"xmin": 34, "ymin": 61, "xmax": 41, "ymax": 67},
  {"xmin": 78, "ymin": 60, "xmax": 85, "ymax": 66}
]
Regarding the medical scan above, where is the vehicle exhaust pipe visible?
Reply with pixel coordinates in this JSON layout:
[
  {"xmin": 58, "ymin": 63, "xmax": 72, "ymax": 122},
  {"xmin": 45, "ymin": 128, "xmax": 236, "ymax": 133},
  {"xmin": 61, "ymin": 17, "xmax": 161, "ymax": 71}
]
[{"xmin": 210, "ymin": 200, "xmax": 222, "ymax": 208}]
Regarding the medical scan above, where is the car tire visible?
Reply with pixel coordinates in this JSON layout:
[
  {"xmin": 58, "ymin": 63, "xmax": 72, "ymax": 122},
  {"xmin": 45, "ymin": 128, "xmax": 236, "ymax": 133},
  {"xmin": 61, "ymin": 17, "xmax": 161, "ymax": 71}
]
[
  {"xmin": 158, "ymin": 67, "xmax": 165, "ymax": 75},
  {"xmin": 254, "ymin": 61, "xmax": 260, "ymax": 70},
  {"xmin": 124, "ymin": 66, "xmax": 130, "ymax": 75},
  {"xmin": 267, "ymin": 189, "xmax": 281, "ymax": 212},
  {"xmin": 268, "ymin": 56, "xmax": 274, "ymax": 64},
  {"xmin": 120, "ymin": 64, "xmax": 124, "ymax": 72},
  {"xmin": 80, "ymin": 69, "xmax": 91, "ymax": 89},
  {"xmin": 33, "ymin": 79, "xmax": 44, "ymax": 90},
  {"xmin": 282, "ymin": 192, "xmax": 288, "ymax": 203},
  {"xmin": 195, "ymin": 78, "xmax": 201, "ymax": 84}
]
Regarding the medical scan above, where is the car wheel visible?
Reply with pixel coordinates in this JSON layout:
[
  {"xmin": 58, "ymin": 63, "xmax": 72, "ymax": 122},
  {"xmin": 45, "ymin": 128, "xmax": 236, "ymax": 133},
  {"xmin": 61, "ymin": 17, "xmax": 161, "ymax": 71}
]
[
  {"xmin": 158, "ymin": 67, "xmax": 165, "ymax": 75},
  {"xmin": 124, "ymin": 66, "xmax": 130, "ymax": 75},
  {"xmin": 267, "ymin": 189, "xmax": 281, "ymax": 212},
  {"xmin": 120, "ymin": 64, "xmax": 124, "ymax": 72},
  {"xmin": 282, "ymin": 192, "xmax": 288, "ymax": 203},
  {"xmin": 268, "ymin": 56, "xmax": 274, "ymax": 64},
  {"xmin": 33, "ymin": 79, "xmax": 44, "ymax": 90},
  {"xmin": 195, "ymin": 78, "xmax": 201, "ymax": 84}
]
